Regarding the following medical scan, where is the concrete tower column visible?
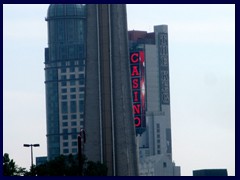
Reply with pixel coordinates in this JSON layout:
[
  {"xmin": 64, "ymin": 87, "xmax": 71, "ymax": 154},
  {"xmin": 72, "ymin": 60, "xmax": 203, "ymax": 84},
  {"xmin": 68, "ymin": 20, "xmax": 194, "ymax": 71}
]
[{"xmin": 84, "ymin": 4, "xmax": 138, "ymax": 176}]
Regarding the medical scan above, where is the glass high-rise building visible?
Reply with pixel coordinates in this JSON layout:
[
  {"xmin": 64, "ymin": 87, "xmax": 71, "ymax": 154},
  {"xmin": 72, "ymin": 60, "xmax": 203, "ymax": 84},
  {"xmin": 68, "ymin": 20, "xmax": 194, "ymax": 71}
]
[{"xmin": 44, "ymin": 4, "xmax": 86, "ymax": 160}]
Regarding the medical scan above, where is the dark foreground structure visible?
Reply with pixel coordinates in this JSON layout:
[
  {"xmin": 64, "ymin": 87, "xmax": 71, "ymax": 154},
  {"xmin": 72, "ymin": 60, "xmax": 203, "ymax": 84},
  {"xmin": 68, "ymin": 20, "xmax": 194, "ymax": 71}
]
[{"xmin": 193, "ymin": 169, "xmax": 228, "ymax": 176}]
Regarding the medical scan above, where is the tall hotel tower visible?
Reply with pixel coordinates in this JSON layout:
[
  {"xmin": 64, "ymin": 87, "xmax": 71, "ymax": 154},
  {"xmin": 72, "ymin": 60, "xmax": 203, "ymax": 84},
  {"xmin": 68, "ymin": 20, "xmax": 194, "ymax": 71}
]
[
  {"xmin": 45, "ymin": 4, "xmax": 86, "ymax": 160},
  {"xmin": 45, "ymin": 4, "xmax": 138, "ymax": 176}
]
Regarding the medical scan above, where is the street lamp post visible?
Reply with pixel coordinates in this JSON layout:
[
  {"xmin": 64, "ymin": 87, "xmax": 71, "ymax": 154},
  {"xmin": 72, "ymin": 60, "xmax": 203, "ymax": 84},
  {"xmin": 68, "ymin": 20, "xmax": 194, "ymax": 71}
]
[{"xmin": 23, "ymin": 144, "xmax": 40, "ymax": 168}]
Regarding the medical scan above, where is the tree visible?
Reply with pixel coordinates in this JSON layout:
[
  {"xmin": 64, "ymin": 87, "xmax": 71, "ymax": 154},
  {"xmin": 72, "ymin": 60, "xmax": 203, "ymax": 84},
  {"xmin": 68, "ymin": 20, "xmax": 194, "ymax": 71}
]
[
  {"xmin": 3, "ymin": 153, "xmax": 27, "ymax": 176},
  {"xmin": 3, "ymin": 153, "xmax": 108, "ymax": 176},
  {"xmin": 30, "ymin": 154, "xmax": 107, "ymax": 176},
  {"xmin": 84, "ymin": 161, "xmax": 108, "ymax": 176},
  {"xmin": 3, "ymin": 153, "xmax": 16, "ymax": 176}
]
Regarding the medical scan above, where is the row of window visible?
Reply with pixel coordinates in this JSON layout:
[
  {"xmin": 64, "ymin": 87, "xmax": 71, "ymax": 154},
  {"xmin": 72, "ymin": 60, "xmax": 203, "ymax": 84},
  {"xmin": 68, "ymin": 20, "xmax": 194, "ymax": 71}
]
[
  {"xmin": 61, "ymin": 66, "xmax": 84, "ymax": 73},
  {"xmin": 61, "ymin": 87, "xmax": 85, "ymax": 93},
  {"xmin": 63, "ymin": 141, "xmax": 78, "ymax": 147},
  {"xmin": 62, "ymin": 128, "xmax": 77, "ymax": 133},
  {"xmin": 63, "ymin": 148, "xmax": 77, "ymax": 154},
  {"xmin": 45, "ymin": 58, "xmax": 85, "ymax": 69},
  {"xmin": 61, "ymin": 79, "xmax": 85, "ymax": 86},
  {"xmin": 62, "ymin": 114, "xmax": 84, "ymax": 120},
  {"xmin": 61, "ymin": 94, "xmax": 84, "ymax": 100},
  {"xmin": 63, "ymin": 134, "xmax": 77, "ymax": 140},
  {"xmin": 61, "ymin": 100, "xmax": 84, "ymax": 114},
  {"xmin": 61, "ymin": 74, "xmax": 84, "ymax": 80},
  {"xmin": 62, "ymin": 121, "xmax": 77, "ymax": 127}
]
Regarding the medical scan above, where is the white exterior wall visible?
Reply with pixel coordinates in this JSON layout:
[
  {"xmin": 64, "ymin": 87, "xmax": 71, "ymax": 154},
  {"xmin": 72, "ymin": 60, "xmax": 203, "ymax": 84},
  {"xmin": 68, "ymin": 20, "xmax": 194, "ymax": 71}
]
[
  {"xmin": 145, "ymin": 45, "xmax": 160, "ymax": 112},
  {"xmin": 139, "ymin": 155, "xmax": 180, "ymax": 176},
  {"xmin": 137, "ymin": 25, "xmax": 180, "ymax": 176},
  {"xmin": 57, "ymin": 67, "xmax": 85, "ymax": 155}
]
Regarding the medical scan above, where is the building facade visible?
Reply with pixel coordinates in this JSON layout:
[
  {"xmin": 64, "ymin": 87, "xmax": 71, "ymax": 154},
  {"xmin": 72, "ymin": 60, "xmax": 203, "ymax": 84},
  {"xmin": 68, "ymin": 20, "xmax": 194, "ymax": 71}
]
[
  {"xmin": 36, "ymin": 156, "xmax": 48, "ymax": 166},
  {"xmin": 139, "ymin": 155, "xmax": 180, "ymax": 176},
  {"xmin": 128, "ymin": 25, "xmax": 180, "ymax": 176},
  {"xmin": 45, "ymin": 4, "xmax": 87, "ymax": 160}
]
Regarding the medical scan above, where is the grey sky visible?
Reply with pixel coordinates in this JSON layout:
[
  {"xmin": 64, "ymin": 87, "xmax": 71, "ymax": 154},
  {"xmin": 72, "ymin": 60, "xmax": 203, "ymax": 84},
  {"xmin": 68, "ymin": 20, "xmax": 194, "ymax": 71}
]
[{"xmin": 3, "ymin": 4, "xmax": 235, "ymax": 176}]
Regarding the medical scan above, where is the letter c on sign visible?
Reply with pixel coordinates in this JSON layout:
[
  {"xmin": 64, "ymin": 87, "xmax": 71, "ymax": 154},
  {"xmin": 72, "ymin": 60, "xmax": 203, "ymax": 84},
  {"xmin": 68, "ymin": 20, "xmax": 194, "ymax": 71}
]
[{"xmin": 131, "ymin": 53, "xmax": 139, "ymax": 63}]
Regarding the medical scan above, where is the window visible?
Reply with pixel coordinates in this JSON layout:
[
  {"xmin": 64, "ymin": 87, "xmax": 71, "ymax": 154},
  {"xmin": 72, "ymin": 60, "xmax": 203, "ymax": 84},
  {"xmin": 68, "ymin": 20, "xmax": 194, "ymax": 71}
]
[
  {"xmin": 79, "ymin": 78, "xmax": 84, "ymax": 85},
  {"xmin": 70, "ymin": 80, "xmax": 75, "ymax": 86},
  {"xmin": 79, "ymin": 87, "xmax": 85, "ymax": 91},
  {"xmin": 61, "ymin": 88, "xmax": 67, "ymax": 93},
  {"xmin": 78, "ymin": 66, "xmax": 84, "ymax": 71},
  {"xmin": 72, "ymin": 134, "xmax": 77, "ymax": 139},
  {"xmin": 61, "ymin": 102, "xmax": 68, "ymax": 113},
  {"xmin": 63, "ymin": 149, "xmax": 69, "ymax": 154},
  {"xmin": 62, "ymin": 122, "xmax": 68, "ymax": 127},
  {"xmin": 79, "ymin": 74, "xmax": 84, "ymax": 79},
  {"xmin": 61, "ymin": 62, "xmax": 66, "ymax": 66},
  {"xmin": 63, "ymin": 129, "xmax": 68, "ymax": 134},
  {"xmin": 163, "ymin": 162, "xmax": 167, "ymax": 168},
  {"xmin": 62, "ymin": 115, "xmax": 68, "ymax": 120},
  {"xmin": 79, "ymin": 100, "xmax": 84, "ymax": 112},
  {"xmin": 79, "ymin": 94, "xmax": 84, "ymax": 99},
  {"xmin": 71, "ymin": 114, "xmax": 77, "ymax": 119},
  {"xmin": 61, "ymin": 81, "xmax": 67, "ymax": 86},
  {"xmin": 71, "ymin": 128, "xmax": 77, "ymax": 133},
  {"xmin": 70, "ymin": 95, "xmax": 76, "ymax": 99},
  {"xmin": 63, "ymin": 142, "xmax": 68, "ymax": 147},
  {"xmin": 71, "ymin": 121, "xmax": 77, "ymax": 126},
  {"xmin": 70, "ymin": 101, "xmax": 76, "ymax": 113},
  {"xmin": 72, "ymin": 148, "xmax": 77, "ymax": 153},
  {"xmin": 62, "ymin": 95, "xmax": 67, "ymax": 100},
  {"xmin": 70, "ymin": 88, "xmax": 76, "ymax": 93},
  {"xmin": 70, "ymin": 74, "xmax": 75, "ymax": 79},
  {"xmin": 70, "ymin": 67, "xmax": 75, "ymax": 72},
  {"xmin": 72, "ymin": 141, "xmax": 77, "ymax": 146},
  {"xmin": 63, "ymin": 135, "xmax": 68, "ymax": 140},
  {"xmin": 61, "ymin": 68, "xmax": 66, "ymax": 73},
  {"xmin": 61, "ymin": 75, "xmax": 66, "ymax": 80},
  {"xmin": 80, "ymin": 114, "xmax": 84, "ymax": 119}
]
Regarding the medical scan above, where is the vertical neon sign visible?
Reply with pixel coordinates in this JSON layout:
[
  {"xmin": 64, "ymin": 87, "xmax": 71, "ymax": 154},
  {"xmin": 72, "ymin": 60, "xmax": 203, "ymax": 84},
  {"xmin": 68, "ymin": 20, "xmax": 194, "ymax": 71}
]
[{"xmin": 130, "ymin": 51, "xmax": 146, "ymax": 134}]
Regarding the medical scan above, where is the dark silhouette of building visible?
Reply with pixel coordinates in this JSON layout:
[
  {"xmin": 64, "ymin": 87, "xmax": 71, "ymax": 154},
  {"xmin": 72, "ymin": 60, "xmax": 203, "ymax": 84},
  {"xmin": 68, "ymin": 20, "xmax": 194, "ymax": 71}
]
[{"xmin": 193, "ymin": 169, "xmax": 228, "ymax": 176}]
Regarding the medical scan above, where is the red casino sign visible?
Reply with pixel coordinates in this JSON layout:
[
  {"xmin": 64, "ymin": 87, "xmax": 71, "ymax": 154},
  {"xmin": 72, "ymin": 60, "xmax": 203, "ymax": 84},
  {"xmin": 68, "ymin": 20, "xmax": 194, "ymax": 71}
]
[{"xmin": 130, "ymin": 51, "xmax": 146, "ymax": 134}]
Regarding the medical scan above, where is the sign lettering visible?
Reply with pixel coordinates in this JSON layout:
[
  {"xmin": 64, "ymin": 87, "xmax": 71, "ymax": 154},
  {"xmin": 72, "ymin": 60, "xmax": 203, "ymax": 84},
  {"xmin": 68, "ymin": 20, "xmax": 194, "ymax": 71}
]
[{"xmin": 130, "ymin": 51, "xmax": 146, "ymax": 134}]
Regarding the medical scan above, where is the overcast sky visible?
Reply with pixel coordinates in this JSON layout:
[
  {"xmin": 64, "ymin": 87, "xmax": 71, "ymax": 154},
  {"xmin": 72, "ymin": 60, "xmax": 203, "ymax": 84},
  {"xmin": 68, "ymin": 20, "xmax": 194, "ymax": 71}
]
[{"xmin": 3, "ymin": 4, "xmax": 235, "ymax": 176}]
